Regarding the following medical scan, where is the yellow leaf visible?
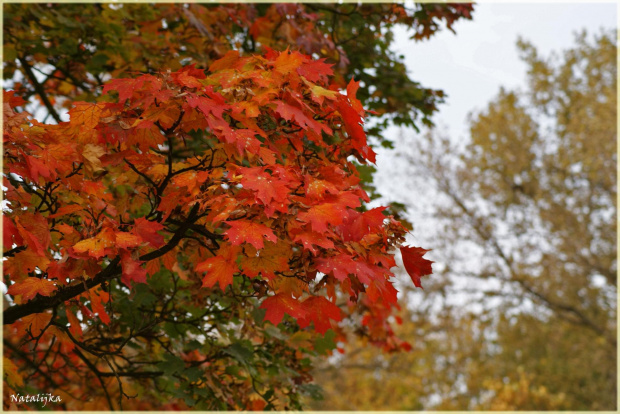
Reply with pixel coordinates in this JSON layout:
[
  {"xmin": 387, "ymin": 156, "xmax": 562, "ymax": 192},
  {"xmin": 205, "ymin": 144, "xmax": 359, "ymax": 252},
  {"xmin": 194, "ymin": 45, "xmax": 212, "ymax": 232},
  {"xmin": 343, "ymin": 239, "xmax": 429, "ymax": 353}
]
[
  {"xmin": 115, "ymin": 232, "xmax": 143, "ymax": 249},
  {"xmin": 73, "ymin": 227, "xmax": 116, "ymax": 258},
  {"xmin": 69, "ymin": 102, "xmax": 104, "ymax": 129},
  {"xmin": 3, "ymin": 357, "xmax": 24, "ymax": 388},
  {"xmin": 21, "ymin": 312, "xmax": 52, "ymax": 337},
  {"xmin": 82, "ymin": 144, "xmax": 106, "ymax": 174}
]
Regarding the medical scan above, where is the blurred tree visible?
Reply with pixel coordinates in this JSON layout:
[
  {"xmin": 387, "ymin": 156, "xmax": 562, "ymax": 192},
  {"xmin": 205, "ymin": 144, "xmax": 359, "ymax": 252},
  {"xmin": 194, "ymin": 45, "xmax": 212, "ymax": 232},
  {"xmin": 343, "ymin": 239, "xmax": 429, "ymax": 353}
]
[{"xmin": 311, "ymin": 29, "xmax": 616, "ymax": 410}]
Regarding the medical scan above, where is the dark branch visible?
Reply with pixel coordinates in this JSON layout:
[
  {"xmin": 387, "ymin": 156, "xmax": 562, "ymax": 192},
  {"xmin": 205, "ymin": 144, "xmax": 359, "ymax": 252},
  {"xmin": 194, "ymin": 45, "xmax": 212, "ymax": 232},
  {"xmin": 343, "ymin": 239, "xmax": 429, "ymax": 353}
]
[
  {"xmin": 18, "ymin": 56, "xmax": 62, "ymax": 123},
  {"xmin": 3, "ymin": 205, "xmax": 201, "ymax": 325}
]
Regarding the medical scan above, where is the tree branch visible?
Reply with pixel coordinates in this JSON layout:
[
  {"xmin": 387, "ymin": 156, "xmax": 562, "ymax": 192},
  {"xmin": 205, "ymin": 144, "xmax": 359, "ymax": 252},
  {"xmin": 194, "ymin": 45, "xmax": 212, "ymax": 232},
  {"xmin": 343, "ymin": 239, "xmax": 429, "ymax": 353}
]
[
  {"xmin": 18, "ymin": 56, "xmax": 62, "ymax": 123},
  {"xmin": 3, "ymin": 205, "xmax": 201, "ymax": 325}
]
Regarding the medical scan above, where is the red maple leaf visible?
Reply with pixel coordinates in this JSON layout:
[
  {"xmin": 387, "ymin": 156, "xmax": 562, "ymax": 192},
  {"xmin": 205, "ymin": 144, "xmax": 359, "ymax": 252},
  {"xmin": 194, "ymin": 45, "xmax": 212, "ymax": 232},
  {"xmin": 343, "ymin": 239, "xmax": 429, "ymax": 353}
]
[
  {"xmin": 346, "ymin": 78, "xmax": 364, "ymax": 114},
  {"xmin": 341, "ymin": 207, "xmax": 387, "ymax": 241},
  {"xmin": 366, "ymin": 278, "xmax": 398, "ymax": 304},
  {"xmin": 187, "ymin": 93, "xmax": 229, "ymax": 119},
  {"xmin": 224, "ymin": 220, "xmax": 277, "ymax": 250},
  {"xmin": 259, "ymin": 293, "xmax": 307, "ymax": 326},
  {"xmin": 103, "ymin": 77, "xmax": 147, "ymax": 104},
  {"xmin": 305, "ymin": 175, "xmax": 339, "ymax": 200},
  {"xmin": 297, "ymin": 58, "xmax": 334, "ymax": 83},
  {"xmin": 120, "ymin": 251, "xmax": 147, "ymax": 287},
  {"xmin": 238, "ymin": 166, "xmax": 292, "ymax": 205},
  {"xmin": 298, "ymin": 202, "xmax": 348, "ymax": 233},
  {"xmin": 335, "ymin": 95, "xmax": 376, "ymax": 163},
  {"xmin": 3, "ymin": 216, "xmax": 23, "ymax": 249},
  {"xmin": 292, "ymin": 230, "xmax": 335, "ymax": 255},
  {"xmin": 223, "ymin": 129, "xmax": 261, "ymax": 156},
  {"xmin": 15, "ymin": 213, "xmax": 50, "ymax": 257},
  {"xmin": 274, "ymin": 100, "xmax": 332, "ymax": 136},
  {"xmin": 133, "ymin": 218, "xmax": 165, "ymax": 248},
  {"xmin": 400, "ymin": 245, "xmax": 434, "ymax": 288},
  {"xmin": 316, "ymin": 253, "xmax": 386, "ymax": 285},
  {"xmin": 298, "ymin": 296, "xmax": 342, "ymax": 334}
]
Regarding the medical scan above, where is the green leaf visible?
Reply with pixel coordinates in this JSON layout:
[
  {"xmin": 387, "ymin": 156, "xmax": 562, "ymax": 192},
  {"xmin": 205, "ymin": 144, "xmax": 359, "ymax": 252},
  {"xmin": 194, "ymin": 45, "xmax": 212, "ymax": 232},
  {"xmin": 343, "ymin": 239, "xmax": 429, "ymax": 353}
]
[
  {"xmin": 186, "ymin": 339, "xmax": 203, "ymax": 351},
  {"xmin": 300, "ymin": 383, "xmax": 324, "ymax": 400},
  {"xmin": 252, "ymin": 307, "xmax": 266, "ymax": 324},
  {"xmin": 131, "ymin": 283, "xmax": 157, "ymax": 307},
  {"xmin": 184, "ymin": 366, "xmax": 202, "ymax": 382},
  {"xmin": 163, "ymin": 322, "xmax": 182, "ymax": 339},
  {"xmin": 157, "ymin": 353, "xmax": 185, "ymax": 376},
  {"xmin": 224, "ymin": 342, "xmax": 253, "ymax": 364},
  {"xmin": 313, "ymin": 329, "xmax": 336, "ymax": 355}
]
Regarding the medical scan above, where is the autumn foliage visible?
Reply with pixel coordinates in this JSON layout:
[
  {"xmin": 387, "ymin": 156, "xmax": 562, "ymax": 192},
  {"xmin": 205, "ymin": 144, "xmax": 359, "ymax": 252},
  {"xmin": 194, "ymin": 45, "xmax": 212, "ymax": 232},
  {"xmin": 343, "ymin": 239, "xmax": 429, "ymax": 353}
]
[
  {"xmin": 4, "ymin": 46, "xmax": 434, "ymax": 408},
  {"xmin": 3, "ymin": 2, "xmax": 476, "ymax": 410}
]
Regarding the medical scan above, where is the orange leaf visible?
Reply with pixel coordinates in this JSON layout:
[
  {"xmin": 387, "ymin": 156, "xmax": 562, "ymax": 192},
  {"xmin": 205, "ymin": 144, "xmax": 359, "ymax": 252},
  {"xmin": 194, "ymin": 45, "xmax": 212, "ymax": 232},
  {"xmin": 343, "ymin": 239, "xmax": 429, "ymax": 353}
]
[
  {"xmin": 4, "ymin": 248, "xmax": 51, "ymax": 276},
  {"xmin": 73, "ymin": 227, "xmax": 116, "ymax": 258},
  {"xmin": 48, "ymin": 204, "xmax": 84, "ymax": 219},
  {"xmin": 224, "ymin": 220, "xmax": 277, "ymax": 250},
  {"xmin": 69, "ymin": 102, "xmax": 105, "ymax": 129},
  {"xmin": 21, "ymin": 312, "xmax": 52, "ymax": 337},
  {"xmin": 273, "ymin": 49, "xmax": 305, "ymax": 75},
  {"xmin": 305, "ymin": 175, "xmax": 339, "ymax": 200},
  {"xmin": 3, "ymin": 357, "xmax": 24, "ymax": 388},
  {"xmin": 115, "ymin": 232, "xmax": 143, "ymax": 249},
  {"xmin": 209, "ymin": 50, "xmax": 241, "ymax": 72},
  {"xmin": 89, "ymin": 287, "xmax": 110, "ymax": 325},
  {"xmin": 197, "ymin": 245, "xmax": 240, "ymax": 290},
  {"xmin": 65, "ymin": 308, "xmax": 83, "ymax": 339},
  {"xmin": 240, "ymin": 242, "xmax": 290, "ymax": 280},
  {"xmin": 7, "ymin": 277, "xmax": 57, "ymax": 302}
]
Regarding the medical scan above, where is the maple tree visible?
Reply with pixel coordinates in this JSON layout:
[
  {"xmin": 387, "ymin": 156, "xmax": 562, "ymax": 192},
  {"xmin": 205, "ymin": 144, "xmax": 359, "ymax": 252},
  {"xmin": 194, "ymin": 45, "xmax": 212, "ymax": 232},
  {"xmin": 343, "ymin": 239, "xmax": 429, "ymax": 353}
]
[
  {"xmin": 3, "ymin": 32, "xmax": 446, "ymax": 414},
  {"xmin": 2, "ymin": 3, "xmax": 476, "ymax": 410}
]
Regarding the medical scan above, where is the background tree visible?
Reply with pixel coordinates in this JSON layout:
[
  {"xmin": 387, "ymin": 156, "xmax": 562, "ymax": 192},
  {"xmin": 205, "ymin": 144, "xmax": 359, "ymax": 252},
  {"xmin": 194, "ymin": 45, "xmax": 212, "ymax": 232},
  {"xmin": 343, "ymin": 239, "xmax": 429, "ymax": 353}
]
[
  {"xmin": 2, "ymin": 3, "xmax": 475, "ymax": 410},
  {"xmin": 311, "ymin": 29, "xmax": 616, "ymax": 410}
]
